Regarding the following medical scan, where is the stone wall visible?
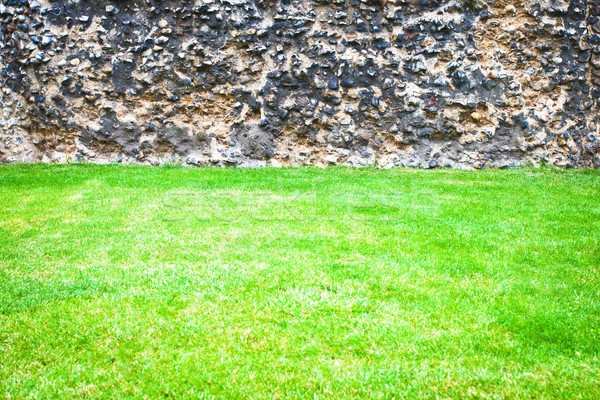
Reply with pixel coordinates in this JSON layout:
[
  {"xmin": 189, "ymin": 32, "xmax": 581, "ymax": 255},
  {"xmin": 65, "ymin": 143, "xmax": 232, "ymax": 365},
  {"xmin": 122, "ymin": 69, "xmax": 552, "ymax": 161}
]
[{"xmin": 1, "ymin": 0, "xmax": 599, "ymax": 168}]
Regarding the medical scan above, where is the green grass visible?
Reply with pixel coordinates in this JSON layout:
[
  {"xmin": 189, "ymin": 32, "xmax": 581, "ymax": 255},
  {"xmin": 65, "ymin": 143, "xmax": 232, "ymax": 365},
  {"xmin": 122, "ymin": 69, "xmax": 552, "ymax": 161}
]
[{"xmin": 0, "ymin": 164, "xmax": 599, "ymax": 399}]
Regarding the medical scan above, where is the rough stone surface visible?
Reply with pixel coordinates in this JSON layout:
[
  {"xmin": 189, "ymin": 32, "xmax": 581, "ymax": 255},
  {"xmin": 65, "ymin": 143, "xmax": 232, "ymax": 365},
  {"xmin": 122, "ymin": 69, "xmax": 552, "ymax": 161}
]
[{"xmin": 1, "ymin": 0, "xmax": 599, "ymax": 168}]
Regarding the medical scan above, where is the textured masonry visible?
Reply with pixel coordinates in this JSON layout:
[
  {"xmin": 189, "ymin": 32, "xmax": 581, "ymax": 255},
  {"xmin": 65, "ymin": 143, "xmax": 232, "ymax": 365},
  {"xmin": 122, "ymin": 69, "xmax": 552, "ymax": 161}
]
[{"xmin": 1, "ymin": 0, "xmax": 600, "ymax": 168}]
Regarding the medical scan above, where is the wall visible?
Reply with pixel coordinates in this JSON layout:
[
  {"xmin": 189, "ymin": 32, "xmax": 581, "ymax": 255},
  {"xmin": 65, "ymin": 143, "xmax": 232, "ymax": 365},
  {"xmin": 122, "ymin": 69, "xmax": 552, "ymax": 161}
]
[{"xmin": 1, "ymin": 0, "xmax": 599, "ymax": 168}]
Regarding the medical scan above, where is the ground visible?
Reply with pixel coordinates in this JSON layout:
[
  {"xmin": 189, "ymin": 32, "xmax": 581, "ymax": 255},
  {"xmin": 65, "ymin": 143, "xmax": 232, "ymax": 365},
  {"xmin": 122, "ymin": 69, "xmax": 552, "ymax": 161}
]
[{"xmin": 0, "ymin": 164, "xmax": 599, "ymax": 399}]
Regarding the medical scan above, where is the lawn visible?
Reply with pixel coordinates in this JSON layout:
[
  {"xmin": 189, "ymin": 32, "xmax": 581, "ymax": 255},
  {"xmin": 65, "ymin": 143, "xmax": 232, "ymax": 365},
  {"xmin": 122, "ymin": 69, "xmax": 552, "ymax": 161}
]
[{"xmin": 0, "ymin": 164, "xmax": 599, "ymax": 399}]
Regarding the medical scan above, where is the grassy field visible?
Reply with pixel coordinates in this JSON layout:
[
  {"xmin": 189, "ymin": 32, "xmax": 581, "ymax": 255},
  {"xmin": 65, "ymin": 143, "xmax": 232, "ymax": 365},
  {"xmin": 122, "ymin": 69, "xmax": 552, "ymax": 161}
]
[{"xmin": 0, "ymin": 164, "xmax": 599, "ymax": 399}]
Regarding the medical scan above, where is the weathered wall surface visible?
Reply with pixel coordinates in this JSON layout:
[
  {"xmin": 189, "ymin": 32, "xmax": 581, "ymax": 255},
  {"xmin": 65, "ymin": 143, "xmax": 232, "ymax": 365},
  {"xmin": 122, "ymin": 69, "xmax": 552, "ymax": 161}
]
[{"xmin": 1, "ymin": 0, "xmax": 599, "ymax": 168}]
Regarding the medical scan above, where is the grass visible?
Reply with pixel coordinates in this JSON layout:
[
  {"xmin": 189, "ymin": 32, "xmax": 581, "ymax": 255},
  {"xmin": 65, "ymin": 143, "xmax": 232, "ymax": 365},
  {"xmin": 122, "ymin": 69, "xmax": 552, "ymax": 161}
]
[{"xmin": 0, "ymin": 164, "xmax": 599, "ymax": 399}]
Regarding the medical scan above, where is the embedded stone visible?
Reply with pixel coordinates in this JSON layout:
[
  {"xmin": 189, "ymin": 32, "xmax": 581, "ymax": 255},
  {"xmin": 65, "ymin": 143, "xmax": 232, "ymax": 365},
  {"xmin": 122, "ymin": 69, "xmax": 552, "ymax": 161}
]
[{"xmin": 0, "ymin": 0, "xmax": 595, "ymax": 169}]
